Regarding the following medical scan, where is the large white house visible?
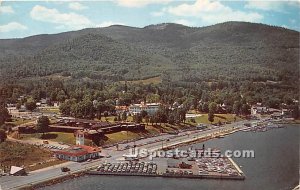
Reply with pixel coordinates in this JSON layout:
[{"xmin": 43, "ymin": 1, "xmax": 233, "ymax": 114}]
[
  {"xmin": 129, "ymin": 102, "xmax": 160, "ymax": 115},
  {"xmin": 251, "ymin": 106, "xmax": 268, "ymax": 115}
]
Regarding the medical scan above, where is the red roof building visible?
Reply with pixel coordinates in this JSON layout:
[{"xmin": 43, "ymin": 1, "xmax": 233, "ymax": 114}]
[{"xmin": 55, "ymin": 145, "xmax": 101, "ymax": 162}]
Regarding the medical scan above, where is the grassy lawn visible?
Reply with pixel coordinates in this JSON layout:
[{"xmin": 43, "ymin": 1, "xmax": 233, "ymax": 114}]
[
  {"xmin": 105, "ymin": 131, "xmax": 142, "ymax": 144},
  {"xmin": 187, "ymin": 113, "xmax": 242, "ymax": 125},
  {"xmin": 100, "ymin": 122, "xmax": 194, "ymax": 145},
  {"xmin": 0, "ymin": 141, "xmax": 65, "ymax": 172},
  {"xmin": 6, "ymin": 118, "xmax": 34, "ymax": 126},
  {"xmin": 38, "ymin": 107, "xmax": 60, "ymax": 114},
  {"xmin": 20, "ymin": 132, "xmax": 93, "ymax": 145},
  {"xmin": 187, "ymin": 110, "xmax": 198, "ymax": 114}
]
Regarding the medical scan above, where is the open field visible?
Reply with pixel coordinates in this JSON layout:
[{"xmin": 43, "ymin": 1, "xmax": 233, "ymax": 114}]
[
  {"xmin": 105, "ymin": 131, "xmax": 143, "ymax": 144},
  {"xmin": 38, "ymin": 107, "xmax": 60, "ymax": 114},
  {"xmin": 0, "ymin": 141, "xmax": 65, "ymax": 172},
  {"xmin": 120, "ymin": 76, "xmax": 162, "ymax": 85},
  {"xmin": 6, "ymin": 118, "xmax": 34, "ymax": 126},
  {"xmin": 187, "ymin": 114, "xmax": 242, "ymax": 125},
  {"xmin": 20, "ymin": 132, "xmax": 93, "ymax": 146}
]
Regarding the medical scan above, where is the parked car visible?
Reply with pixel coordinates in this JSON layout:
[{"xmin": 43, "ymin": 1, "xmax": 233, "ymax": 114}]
[{"xmin": 61, "ymin": 167, "xmax": 70, "ymax": 172}]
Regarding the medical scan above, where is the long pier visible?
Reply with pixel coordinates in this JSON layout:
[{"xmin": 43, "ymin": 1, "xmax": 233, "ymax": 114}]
[
  {"xmin": 228, "ymin": 157, "xmax": 244, "ymax": 176},
  {"xmin": 292, "ymin": 185, "xmax": 300, "ymax": 190},
  {"xmin": 86, "ymin": 171, "xmax": 245, "ymax": 180}
]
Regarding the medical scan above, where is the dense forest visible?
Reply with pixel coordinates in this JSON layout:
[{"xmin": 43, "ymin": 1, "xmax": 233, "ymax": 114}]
[{"xmin": 0, "ymin": 21, "xmax": 299, "ymax": 119}]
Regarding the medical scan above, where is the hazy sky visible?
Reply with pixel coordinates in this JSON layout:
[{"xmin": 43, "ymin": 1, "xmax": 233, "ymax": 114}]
[{"xmin": 0, "ymin": 0, "xmax": 299, "ymax": 39}]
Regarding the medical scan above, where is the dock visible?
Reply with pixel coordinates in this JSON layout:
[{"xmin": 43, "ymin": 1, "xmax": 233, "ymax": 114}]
[
  {"xmin": 228, "ymin": 157, "xmax": 244, "ymax": 176},
  {"xmin": 86, "ymin": 156, "xmax": 246, "ymax": 181},
  {"xmin": 86, "ymin": 170, "xmax": 245, "ymax": 180}
]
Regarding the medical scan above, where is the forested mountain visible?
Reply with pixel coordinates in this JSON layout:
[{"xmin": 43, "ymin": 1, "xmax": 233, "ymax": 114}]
[
  {"xmin": 0, "ymin": 22, "xmax": 299, "ymax": 116},
  {"xmin": 0, "ymin": 21, "xmax": 299, "ymax": 84}
]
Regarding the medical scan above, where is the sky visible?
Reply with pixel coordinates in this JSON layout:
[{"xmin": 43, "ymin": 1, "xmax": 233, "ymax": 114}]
[{"xmin": 0, "ymin": 0, "xmax": 299, "ymax": 39}]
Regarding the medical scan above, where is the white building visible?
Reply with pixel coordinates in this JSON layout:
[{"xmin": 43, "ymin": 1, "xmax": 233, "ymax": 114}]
[
  {"xmin": 129, "ymin": 102, "xmax": 160, "ymax": 116},
  {"xmin": 251, "ymin": 106, "xmax": 268, "ymax": 115},
  {"xmin": 75, "ymin": 131, "xmax": 85, "ymax": 145}
]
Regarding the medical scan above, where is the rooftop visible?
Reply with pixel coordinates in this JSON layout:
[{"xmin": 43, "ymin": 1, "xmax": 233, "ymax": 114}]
[{"xmin": 55, "ymin": 145, "xmax": 101, "ymax": 157}]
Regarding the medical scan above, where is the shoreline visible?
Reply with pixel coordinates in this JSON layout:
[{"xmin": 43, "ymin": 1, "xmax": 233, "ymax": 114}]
[
  {"xmin": 19, "ymin": 171, "xmax": 86, "ymax": 190},
  {"xmin": 16, "ymin": 121, "xmax": 296, "ymax": 189},
  {"xmin": 20, "ymin": 128, "xmax": 241, "ymax": 189},
  {"xmin": 85, "ymin": 171, "xmax": 245, "ymax": 180}
]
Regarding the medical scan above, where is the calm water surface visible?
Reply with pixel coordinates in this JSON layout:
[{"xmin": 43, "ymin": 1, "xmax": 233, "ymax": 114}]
[{"xmin": 42, "ymin": 125, "xmax": 299, "ymax": 190}]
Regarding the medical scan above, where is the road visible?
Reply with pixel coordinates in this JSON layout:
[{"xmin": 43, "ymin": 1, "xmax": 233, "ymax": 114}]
[{"xmin": 0, "ymin": 120, "xmax": 249, "ymax": 190}]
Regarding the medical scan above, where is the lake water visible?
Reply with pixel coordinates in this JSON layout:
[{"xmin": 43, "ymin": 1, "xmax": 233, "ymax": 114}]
[{"xmin": 42, "ymin": 125, "xmax": 299, "ymax": 190}]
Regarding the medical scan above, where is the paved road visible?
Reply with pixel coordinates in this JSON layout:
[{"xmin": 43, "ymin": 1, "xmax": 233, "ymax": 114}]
[{"xmin": 0, "ymin": 120, "xmax": 249, "ymax": 190}]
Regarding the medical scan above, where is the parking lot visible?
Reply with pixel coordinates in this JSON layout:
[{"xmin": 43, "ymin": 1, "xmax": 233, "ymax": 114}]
[
  {"xmin": 38, "ymin": 143, "xmax": 68, "ymax": 150},
  {"xmin": 196, "ymin": 157, "xmax": 240, "ymax": 176},
  {"xmin": 97, "ymin": 162, "xmax": 158, "ymax": 175}
]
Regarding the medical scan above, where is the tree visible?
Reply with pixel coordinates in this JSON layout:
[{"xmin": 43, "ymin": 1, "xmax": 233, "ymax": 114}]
[
  {"xmin": 25, "ymin": 101, "xmax": 37, "ymax": 111},
  {"xmin": 117, "ymin": 114, "xmax": 121, "ymax": 121},
  {"xmin": 177, "ymin": 108, "xmax": 187, "ymax": 123},
  {"xmin": 72, "ymin": 99, "xmax": 95, "ymax": 119},
  {"xmin": 209, "ymin": 102, "xmax": 217, "ymax": 114},
  {"xmin": 291, "ymin": 105, "xmax": 299, "ymax": 119},
  {"xmin": 168, "ymin": 113, "xmax": 175, "ymax": 124},
  {"xmin": 144, "ymin": 115, "xmax": 150, "ymax": 125},
  {"xmin": 201, "ymin": 102, "xmax": 209, "ymax": 112},
  {"xmin": 208, "ymin": 112, "xmax": 214, "ymax": 123},
  {"xmin": 149, "ymin": 116, "xmax": 155, "ymax": 125},
  {"xmin": 140, "ymin": 110, "xmax": 148, "ymax": 118},
  {"xmin": 36, "ymin": 116, "xmax": 50, "ymax": 135},
  {"xmin": 57, "ymin": 90, "xmax": 68, "ymax": 103},
  {"xmin": 32, "ymin": 89, "xmax": 45, "ymax": 101},
  {"xmin": 156, "ymin": 107, "xmax": 168, "ymax": 124},
  {"xmin": 233, "ymin": 101, "xmax": 241, "ymax": 115},
  {"xmin": 0, "ymin": 129, "xmax": 7, "ymax": 143},
  {"xmin": 0, "ymin": 106, "xmax": 10, "ymax": 126},
  {"xmin": 16, "ymin": 102, "xmax": 22, "ymax": 110},
  {"xmin": 103, "ymin": 111, "xmax": 109, "ymax": 119},
  {"xmin": 59, "ymin": 99, "xmax": 75, "ymax": 116},
  {"xmin": 94, "ymin": 102, "xmax": 110, "ymax": 120},
  {"xmin": 146, "ymin": 93, "xmax": 160, "ymax": 103},
  {"xmin": 241, "ymin": 104, "xmax": 251, "ymax": 115},
  {"xmin": 133, "ymin": 113, "xmax": 142, "ymax": 123},
  {"xmin": 121, "ymin": 111, "xmax": 128, "ymax": 121},
  {"xmin": 114, "ymin": 116, "xmax": 119, "ymax": 122}
]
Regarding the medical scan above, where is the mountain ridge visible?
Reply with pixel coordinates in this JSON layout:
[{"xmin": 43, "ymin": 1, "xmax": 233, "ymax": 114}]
[{"xmin": 0, "ymin": 21, "xmax": 298, "ymax": 85}]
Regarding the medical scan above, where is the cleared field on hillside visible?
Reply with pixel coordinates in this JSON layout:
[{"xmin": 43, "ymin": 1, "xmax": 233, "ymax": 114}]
[{"xmin": 120, "ymin": 76, "xmax": 162, "ymax": 85}]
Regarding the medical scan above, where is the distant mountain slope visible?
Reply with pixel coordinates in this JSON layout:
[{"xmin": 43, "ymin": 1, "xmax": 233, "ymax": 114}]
[
  {"xmin": 1, "ymin": 22, "xmax": 298, "ymax": 56},
  {"xmin": 0, "ymin": 22, "xmax": 298, "ymax": 83}
]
